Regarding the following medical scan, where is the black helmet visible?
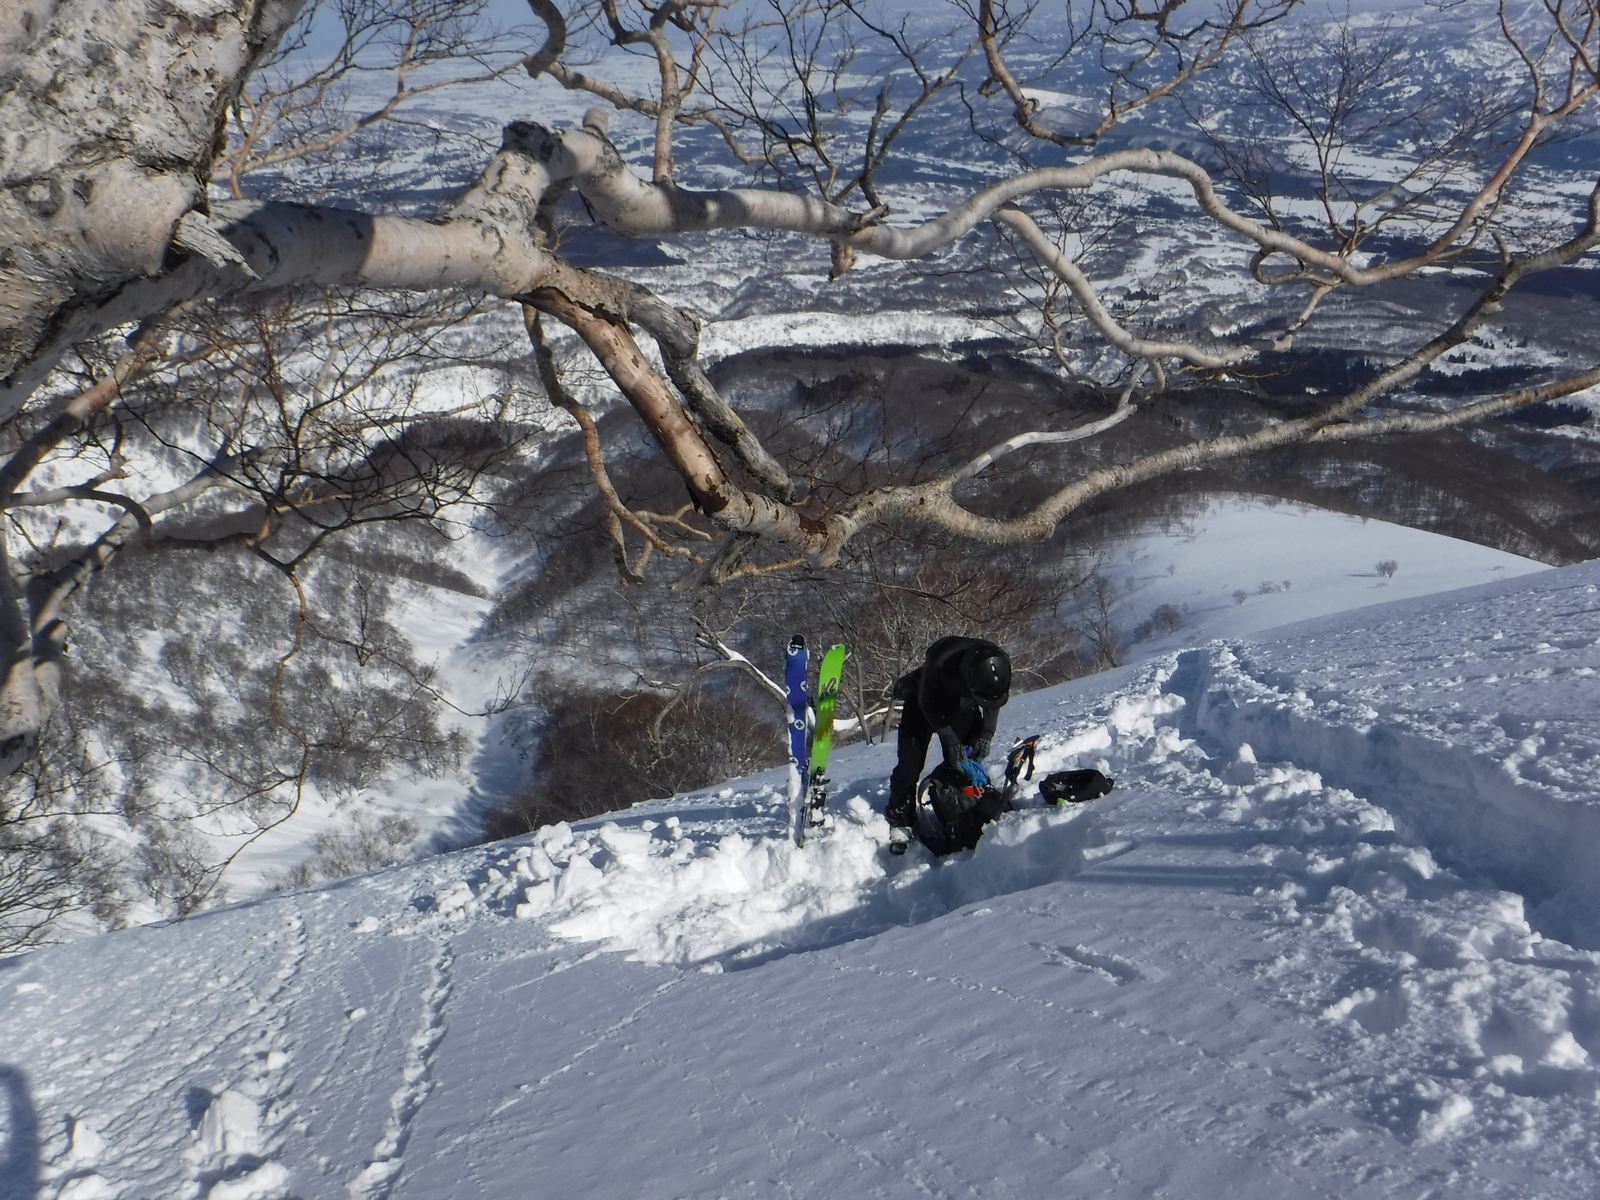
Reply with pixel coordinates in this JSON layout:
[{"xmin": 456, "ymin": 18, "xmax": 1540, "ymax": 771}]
[{"xmin": 963, "ymin": 649, "xmax": 1010, "ymax": 704}]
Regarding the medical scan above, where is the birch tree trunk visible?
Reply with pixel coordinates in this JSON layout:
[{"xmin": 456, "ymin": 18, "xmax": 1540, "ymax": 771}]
[{"xmin": 0, "ymin": 1, "xmax": 309, "ymax": 393}]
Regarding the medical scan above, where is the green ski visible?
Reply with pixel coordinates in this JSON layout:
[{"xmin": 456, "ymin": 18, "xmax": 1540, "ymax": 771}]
[{"xmin": 803, "ymin": 643, "xmax": 848, "ymax": 838}]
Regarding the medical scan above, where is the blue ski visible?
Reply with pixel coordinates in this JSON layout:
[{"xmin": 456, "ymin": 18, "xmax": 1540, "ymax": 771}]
[{"xmin": 784, "ymin": 635, "xmax": 810, "ymax": 845}]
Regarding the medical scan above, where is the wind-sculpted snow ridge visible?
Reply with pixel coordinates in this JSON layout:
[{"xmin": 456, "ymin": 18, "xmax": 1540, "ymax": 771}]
[
  {"xmin": 1176, "ymin": 644, "xmax": 1600, "ymax": 952},
  {"xmin": 1141, "ymin": 680, "xmax": 1600, "ymax": 1148},
  {"xmin": 1115, "ymin": 563, "xmax": 1600, "ymax": 1151},
  {"xmin": 1178, "ymin": 563, "xmax": 1600, "ymax": 952}
]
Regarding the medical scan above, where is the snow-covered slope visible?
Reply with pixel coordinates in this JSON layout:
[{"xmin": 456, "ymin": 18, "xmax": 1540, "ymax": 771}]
[
  {"xmin": 7, "ymin": 558, "xmax": 1600, "ymax": 1198},
  {"xmin": 208, "ymin": 498, "xmax": 1547, "ymax": 897},
  {"xmin": 1112, "ymin": 495, "xmax": 1547, "ymax": 653},
  {"xmin": 157, "ymin": 0, "xmax": 1600, "ymax": 906}
]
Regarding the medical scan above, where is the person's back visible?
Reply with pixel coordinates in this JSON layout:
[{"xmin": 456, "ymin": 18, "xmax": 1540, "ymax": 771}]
[
  {"xmin": 886, "ymin": 637, "xmax": 1011, "ymax": 848},
  {"xmin": 913, "ymin": 636, "xmax": 1007, "ymax": 729}
]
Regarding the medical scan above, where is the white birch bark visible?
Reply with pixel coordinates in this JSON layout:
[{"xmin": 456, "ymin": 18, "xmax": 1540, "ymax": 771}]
[{"xmin": 0, "ymin": 0, "xmax": 311, "ymax": 392}]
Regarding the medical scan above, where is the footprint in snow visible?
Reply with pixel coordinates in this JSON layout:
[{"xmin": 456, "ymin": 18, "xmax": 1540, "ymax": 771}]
[
  {"xmin": 183, "ymin": 1090, "xmax": 291, "ymax": 1200},
  {"xmin": 1036, "ymin": 942, "xmax": 1152, "ymax": 985}
]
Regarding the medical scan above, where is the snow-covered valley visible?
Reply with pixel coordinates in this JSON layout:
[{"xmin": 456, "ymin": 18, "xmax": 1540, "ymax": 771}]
[{"xmin": 7, "ymin": 557, "xmax": 1600, "ymax": 1197}]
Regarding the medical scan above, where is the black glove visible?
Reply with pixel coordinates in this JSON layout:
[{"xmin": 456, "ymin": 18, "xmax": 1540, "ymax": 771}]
[{"xmin": 968, "ymin": 736, "xmax": 991, "ymax": 761}]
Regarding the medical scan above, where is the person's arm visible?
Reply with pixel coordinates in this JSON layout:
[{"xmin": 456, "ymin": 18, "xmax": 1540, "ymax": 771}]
[
  {"xmin": 937, "ymin": 724, "xmax": 993, "ymax": 787},
  {"xmin": 969, "ymin": 704, "xmax": 1000, "ymax": 760}
]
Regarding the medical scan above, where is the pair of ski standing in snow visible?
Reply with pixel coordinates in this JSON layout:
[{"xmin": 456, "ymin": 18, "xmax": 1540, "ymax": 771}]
[{"xmin": 787, "ymin": 635, "xmax": 1113, "ymax": 854}]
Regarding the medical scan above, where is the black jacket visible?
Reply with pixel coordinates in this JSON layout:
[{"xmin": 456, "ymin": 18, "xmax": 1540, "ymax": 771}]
[{"xmin": 897, "ymin": 636, "xmax": 1010, "ymax": 768}]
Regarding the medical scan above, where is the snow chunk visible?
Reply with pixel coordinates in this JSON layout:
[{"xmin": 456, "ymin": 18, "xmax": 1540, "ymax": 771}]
[
  {"xmin": 194, "ymin": 1090, "xmax": 263, "ymax": 1162},
  {"xmin": 206, "ymin": 1162, "xmax": 292, "ymax": 1200},
  {"xmin": 1417, "ymin": 1093, "xmax": 1474, "ymax": 1143},
  {"xmin": 507, "ymin": 795, "xmax": 1123, "ymax": 966}
]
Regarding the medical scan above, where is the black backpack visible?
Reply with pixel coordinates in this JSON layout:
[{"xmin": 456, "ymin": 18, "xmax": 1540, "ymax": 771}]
[
  {"xmin": 1039, "ymin": 769, "xmax": 1115, "ymax": 805},
  {"xmin": 915, "ymin": 762, "xmax": 1011, "ymax": 855}
]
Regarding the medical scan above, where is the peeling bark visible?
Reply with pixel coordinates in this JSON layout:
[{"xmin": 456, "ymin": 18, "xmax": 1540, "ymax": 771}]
[
  {"xmin": 0, "ymin": 0, "xmax": 310, "ymax": 389},
  {"xmin": 1, "ymin": 119, "xmax": 571, "ymax": 415},
  {"xmin": 523, "ymin": 287, "xmax": 839, "ymax": 560}
]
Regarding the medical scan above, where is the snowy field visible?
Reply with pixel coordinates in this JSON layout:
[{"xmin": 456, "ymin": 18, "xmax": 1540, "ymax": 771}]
[{"xmin": 13, "ymin": 556, "xmax": 1600, "ymax": 1197}]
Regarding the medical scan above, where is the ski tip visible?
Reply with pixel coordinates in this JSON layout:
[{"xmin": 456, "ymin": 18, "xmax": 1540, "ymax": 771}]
[{"xmin": 788, "ymin": 634, "xmax": 807, "ymax": 651}]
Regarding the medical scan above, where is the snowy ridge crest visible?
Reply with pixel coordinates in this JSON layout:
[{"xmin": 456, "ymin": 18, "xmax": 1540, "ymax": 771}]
[
  {"xmin": 1146, "ymin": 635, "xmax": 1600, "ymax": 1145},
  {"xmin": 1180, "ymin": 641, "xmax": 1600, "ymax": 950}
]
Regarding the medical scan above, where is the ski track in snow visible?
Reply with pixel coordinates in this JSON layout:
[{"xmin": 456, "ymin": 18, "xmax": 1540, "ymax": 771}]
[
  {"xmin": 12, "ymin": 903, "xmax": 312, "ymax": 1200},
  {"xmin": 1138, "ymin": 572, "xmax": 1600, "ymax": 1156},
  {"xmin": 1152, "ymin": 667, "xmax": 1599, "ymax": 1148},
  {"xmin": 1039, "ymin": 942, "xmax": 1148, "ymax": 985}
]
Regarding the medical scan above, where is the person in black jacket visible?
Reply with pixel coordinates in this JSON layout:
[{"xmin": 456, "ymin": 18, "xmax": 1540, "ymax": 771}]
[{"xmin": 886, "ymin": 637, "xmax": 1012, "ymax": 842}]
